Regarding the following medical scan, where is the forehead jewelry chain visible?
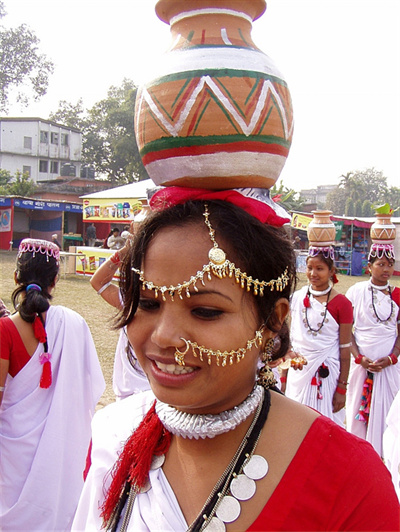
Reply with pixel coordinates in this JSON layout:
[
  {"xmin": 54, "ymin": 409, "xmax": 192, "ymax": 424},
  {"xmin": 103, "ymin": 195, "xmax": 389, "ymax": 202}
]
[
  {"xmin": 132, "ymin": 204, "xmax": 289, "ymax": 301},
  {"xmin": 174, "ymin": 327, "xmax": 264, "ymax": 367}
]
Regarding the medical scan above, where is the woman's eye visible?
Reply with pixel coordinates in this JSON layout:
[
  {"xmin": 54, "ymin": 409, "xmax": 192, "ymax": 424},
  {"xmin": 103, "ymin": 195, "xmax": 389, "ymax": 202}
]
[
  {"xmin": 138, "ymin": 298, "xmax": 160, "ymax": 311},
  {"xmin": 191, "ymin": 307, "xmax": 223, "ymax": 319}
]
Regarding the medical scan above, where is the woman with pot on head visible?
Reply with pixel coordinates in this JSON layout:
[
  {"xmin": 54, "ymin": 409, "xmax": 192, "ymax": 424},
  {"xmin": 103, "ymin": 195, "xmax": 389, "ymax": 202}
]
[
  {"xmin": 282, "ymin": 215, "xmax": 353, "ymax": 427},
  {"xmin": 90, "ymin": 222, "xmax": 149, "ymax": 400},
  {"xmin": 0, "ymin": 239, "xmax": 105, "ymax": 531},
  {"xmin": 73, "ymin": 198, "xmax": 398, "ymax": 532},
  {"xmin": 346, "ymin": 237, "xmax": 400, "ymax": 458}
]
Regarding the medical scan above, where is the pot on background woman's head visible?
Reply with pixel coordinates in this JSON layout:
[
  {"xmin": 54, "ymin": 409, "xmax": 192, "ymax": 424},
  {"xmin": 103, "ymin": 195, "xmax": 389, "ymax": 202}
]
[
  {"xmin": 307, "ymin": 211, "xmax": 336, "ymax": 247},
  {"xmin": 370, "ymin": 213, "xmax": 396, "ymax": 244},
  {"xmin": 134, "ymin": 0, "xmax": 293, "ymax": 190}
]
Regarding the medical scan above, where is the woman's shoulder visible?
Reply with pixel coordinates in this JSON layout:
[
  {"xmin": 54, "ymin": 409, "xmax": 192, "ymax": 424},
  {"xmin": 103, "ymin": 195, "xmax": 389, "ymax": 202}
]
[{"xmin": 93, "ymin": 391, "xmax": 156, "ymax": 443}]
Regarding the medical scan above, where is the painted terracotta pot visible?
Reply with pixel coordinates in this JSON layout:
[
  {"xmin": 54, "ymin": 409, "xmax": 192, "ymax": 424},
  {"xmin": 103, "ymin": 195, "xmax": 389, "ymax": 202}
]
[
  {"xmin": 135, "ymin": 0, "xmax": 293, "ymax": 190},
  {"xmin": 307, "ymin": 211, "xmax": 336, "ymax": 246},
  {"xmin": 370, "ymin": 214, "xmax": 396, "ymax": 244}
]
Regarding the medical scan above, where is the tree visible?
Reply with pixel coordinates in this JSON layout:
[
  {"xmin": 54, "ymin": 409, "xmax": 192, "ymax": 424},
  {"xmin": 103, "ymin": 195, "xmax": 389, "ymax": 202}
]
[
  {"xmin": 362, "ymin": 200, "xmax": 373, "ymax": 217},
  {"xmin": 326, "ymin": 167, "xmax": 400, "ymax": 216},
  {"xmin": 49, "ymin": 79, "xmax": 148, "ymax": 183},
  {"xmin": 345, "ymin": 197, "xmax": 354, "ymax": 216},
  {"xmin": 0, "ymin": 170, "xmax": 37, "ymax": 196},
  {"xmin": 0, "ymin": 1, "xmax": 54, "ymax": 113},
  {"xmin": 270, "ymin": 182, "xmax": 305, "ymax": 212}
]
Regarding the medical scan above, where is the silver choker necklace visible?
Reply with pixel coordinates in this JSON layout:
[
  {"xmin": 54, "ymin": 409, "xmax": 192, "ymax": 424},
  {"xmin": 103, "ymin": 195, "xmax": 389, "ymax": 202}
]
[
  {"xmin": 370, "ymin": 280, "xmax": 389, "ymax": 291},
  {"xmin": 309, "ymin": 285, "xmax": 332, "ymax": 296},
  {"xmin": 155, "ymin": 385, "xmax": 263, "ymax": 439}
]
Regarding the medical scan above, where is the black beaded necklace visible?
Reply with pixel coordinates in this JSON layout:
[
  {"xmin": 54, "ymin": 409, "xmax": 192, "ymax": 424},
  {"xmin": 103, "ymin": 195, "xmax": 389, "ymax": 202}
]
[
  {"xmin": 370, "ymin": 284, "xmax": 394, "ymax": 323},
  {"xmin": 304, "ymin": 287, "xmax": 332, "ymax": 334}
]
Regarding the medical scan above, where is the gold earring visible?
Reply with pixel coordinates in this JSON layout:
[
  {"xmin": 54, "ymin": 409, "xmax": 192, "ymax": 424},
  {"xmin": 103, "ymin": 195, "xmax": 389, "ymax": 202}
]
[
  {"xmin": 257, "ymin": 338, "xmax": 277, "ymax": 389},
  {"xmin": 174, "ymin": 338, "xmax": 190, "ymax": 366}
]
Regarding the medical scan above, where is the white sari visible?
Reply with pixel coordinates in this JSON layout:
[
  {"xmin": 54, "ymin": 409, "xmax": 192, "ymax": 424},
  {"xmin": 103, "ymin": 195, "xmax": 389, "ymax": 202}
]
[
  {"xmin": 346, "ymin": 281, "xmax": 400, "ymax": 457},
  {"xmin": 0, "ymin": 306, "xmax": 105, "ymax": 531},
  {"xmin": 286, "ymin": 286, "xmax": 345, "ymax": 426}
]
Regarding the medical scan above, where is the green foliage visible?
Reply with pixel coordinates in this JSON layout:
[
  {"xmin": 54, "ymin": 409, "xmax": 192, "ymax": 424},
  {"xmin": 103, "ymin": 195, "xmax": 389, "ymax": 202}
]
[
  {"xmin": 0, "ymin": 1, "xmax": 54, "ymax": 113},
  {"xmin": 0, "ymin": 168, "xmax": 12, "ymax": 188},
  {"xmin": 345, "ymin": 197, "xmax": 354, "ymax": 216},
  {"xmin": 0, "ymin": 170, "xmax": 37, "ymax": 196},
  {"xmin": 270, "ymin": 182, "xmax": 305, "ymax": 212},
  {"xmin": 362, "ymin": 200, "xmax": 373, "ymax": 217},
  {"xmin": 354, "ymin": 199, "xmax": 363, "ymax": 217},
  {"xmin": 49, "ymin": 79, "xmax": 148, "ymax": 183},
  {"xmin": 326, "ymin": 168, "xmax": 400, "ymax": 216}
]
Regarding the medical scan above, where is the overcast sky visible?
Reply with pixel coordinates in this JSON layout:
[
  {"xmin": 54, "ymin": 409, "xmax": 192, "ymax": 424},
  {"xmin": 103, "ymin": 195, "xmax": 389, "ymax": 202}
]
[{"xmin": 3, "ymin": 0, "xmax": 400, "ymax": 191}]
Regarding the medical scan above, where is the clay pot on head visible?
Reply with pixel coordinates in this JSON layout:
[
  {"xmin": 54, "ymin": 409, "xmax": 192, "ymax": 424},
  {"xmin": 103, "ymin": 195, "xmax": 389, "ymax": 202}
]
[
  {"xmin": 307, "ymin": 211, "xmax": 336, "ymax": 247},
  {"xmin": 135, "ymin": 0, "xmax": 293, "ymax": 190},
  {"xmin": 370, "ymin": 214, "xmax": 396, "ymax": 244}
]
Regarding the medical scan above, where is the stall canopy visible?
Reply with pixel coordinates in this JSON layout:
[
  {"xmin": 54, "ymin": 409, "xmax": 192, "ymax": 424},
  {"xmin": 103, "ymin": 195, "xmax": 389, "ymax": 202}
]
[{"xmin": 80, "ymin": 179, "xmax": 155, "ymax": 222}]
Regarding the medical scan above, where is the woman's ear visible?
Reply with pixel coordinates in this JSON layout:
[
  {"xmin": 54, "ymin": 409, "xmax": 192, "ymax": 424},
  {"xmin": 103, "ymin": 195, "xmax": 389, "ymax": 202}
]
[
  {"xmin": 13, "ymin": 270, "xmax": 18, "ymax": 285},
  {"xmin": 273, "ymin": 298, "xmax": 290, "ymax": 328}
]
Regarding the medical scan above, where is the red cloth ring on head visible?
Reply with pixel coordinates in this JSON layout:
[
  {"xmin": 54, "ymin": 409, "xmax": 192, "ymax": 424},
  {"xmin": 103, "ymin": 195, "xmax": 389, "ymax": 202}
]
[{"xmin": 149, "ymin": 186, "xmax": 290, "ymax": 227}]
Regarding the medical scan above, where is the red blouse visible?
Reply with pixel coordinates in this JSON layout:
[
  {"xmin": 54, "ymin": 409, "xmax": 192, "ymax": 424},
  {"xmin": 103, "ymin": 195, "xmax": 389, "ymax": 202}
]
[
  {"xmin": 248, "ymin": 416, "xmax": 399, "ymax": 531},
  {"xmin": 0, "ymin": 317, "xmax": 31, "ymax": 377}
]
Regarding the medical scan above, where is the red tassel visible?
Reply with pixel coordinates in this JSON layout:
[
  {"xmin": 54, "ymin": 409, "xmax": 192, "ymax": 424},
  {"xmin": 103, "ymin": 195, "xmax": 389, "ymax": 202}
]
[
  {"xmin": 101, "ymin": 401, "xmax": 171, "ymax": 523},
  {"xmin": 311, "ymin": 376, "xmax": 318, "ymax": 386},
  {"xmin": 40, "ymin": 360, "xmax": 52, "ymax": 388},
  {"xmin": 332, "ymin": 273, "xmax": 339, "ymax": 284},
  {"xmin": 303, "ymin": 295, "xmax": 311, "ymax": 308},
  {"xmin": 33, "ymin": 315, "xmax": 47, "ymax": 343}
]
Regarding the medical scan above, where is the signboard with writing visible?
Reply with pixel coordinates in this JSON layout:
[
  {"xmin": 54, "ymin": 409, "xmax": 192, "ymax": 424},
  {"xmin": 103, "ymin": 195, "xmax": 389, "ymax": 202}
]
[{"xmin": 82, "ymin": 198, "xmax": 143, "ymax": 222}]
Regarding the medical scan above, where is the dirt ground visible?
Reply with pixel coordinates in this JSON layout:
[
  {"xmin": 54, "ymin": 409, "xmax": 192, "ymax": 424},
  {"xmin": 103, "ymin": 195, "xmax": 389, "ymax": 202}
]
[{"xmin": 1, "ymin": 250, "xmax": 398, "ymax": 409}]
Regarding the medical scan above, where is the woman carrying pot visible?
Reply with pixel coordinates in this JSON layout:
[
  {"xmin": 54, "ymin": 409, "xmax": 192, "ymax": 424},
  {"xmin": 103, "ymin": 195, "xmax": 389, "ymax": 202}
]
[
  {"xmin": 282, "ymin": 236, "xmax": 353, "ymax": 426},
  {"xmin": 73, "ymin": 198, "xmax": 398, "ymax": 531},
  {"xmin": 346, "ymin": 237, "xmax": 400, "ymax": 458}
]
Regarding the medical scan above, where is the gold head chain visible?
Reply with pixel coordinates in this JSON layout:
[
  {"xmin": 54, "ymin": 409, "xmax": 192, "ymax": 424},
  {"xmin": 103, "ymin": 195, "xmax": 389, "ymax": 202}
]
[{"xmin": 132, "ymin": 204, "xmax": 289, "ymax": 301}]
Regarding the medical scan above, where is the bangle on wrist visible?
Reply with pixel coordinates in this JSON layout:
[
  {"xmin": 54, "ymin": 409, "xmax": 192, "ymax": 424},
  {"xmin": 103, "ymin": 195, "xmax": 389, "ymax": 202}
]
[
  {"xmin": 0, "ymin": 386, "xmax": 5, "ymax": 392},
  {"xmin": 280, "ymin": 376, "xmax": 287, "ymax": 383},
  {"xmin": 335, "ymin": 386, "xmax": 346, "ymax": 395},
  {"xmin": 337, "ymin": 379, "xmax": 348, "ymax": 386},
  {"xmin": 97, "ymin": 282, "xmax": 112, "ymax": 295},
  {"xmin": 389, "ymin": 353, "xmax": 398, "ymax": 365},
  {"xmin": 109, "ymin": 251, "xmax": 121, "ymax": 264},
  {"xmin": 339, "ymin": 342, "xmax": 352, "ymax": 348},
  {"xmin": 354, "ymin": 354, "xmax": 363, "ymax": 365}
]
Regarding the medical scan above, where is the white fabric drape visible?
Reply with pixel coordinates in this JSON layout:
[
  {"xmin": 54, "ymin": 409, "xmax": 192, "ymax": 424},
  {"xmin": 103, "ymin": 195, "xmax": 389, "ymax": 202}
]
[
  {"xmin": 113, "ymin": 327, "xmax": 150, "ymax": 400},
  {"xmin": 286, "ymin": 286, "xmax": 345, "ymax": 426},
  {"xmin": 345, "ymin": 281, "xmax": 400, "ymax": 457},
  {"xmin": 0, "ymin": 306, "xmax": 105, "ymax": 531}
]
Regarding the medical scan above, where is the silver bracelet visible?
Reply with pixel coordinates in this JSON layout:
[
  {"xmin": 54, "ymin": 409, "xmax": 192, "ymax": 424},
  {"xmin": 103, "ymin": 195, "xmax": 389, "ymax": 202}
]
[
  {"xmin": 339, "ymin": 342, "xmax": 352, "ymax": 348},
  {"xmin": 97, "ymin": 282, "xmax": 112, "ymax": 295},
  {"xmin": 0, "ymin": 386, "xmax": 5, "ymax": 392}
]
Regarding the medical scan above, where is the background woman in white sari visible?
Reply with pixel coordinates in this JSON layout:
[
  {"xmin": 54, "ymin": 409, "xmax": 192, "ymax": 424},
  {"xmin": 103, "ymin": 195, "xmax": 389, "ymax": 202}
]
[
  {"xmin": 0, "ymin": 238, "xmax": 105, "ymax": 531},
  {"xmin": 283, "ymin": 246, "xmax": 353, "ymax": 426},
  {"xmin": 346, "ymin": 243, "xmax": 400, "ymax": 457}
]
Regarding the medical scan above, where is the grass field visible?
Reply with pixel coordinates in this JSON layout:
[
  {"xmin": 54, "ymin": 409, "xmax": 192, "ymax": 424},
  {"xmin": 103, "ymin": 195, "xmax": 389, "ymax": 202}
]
[{"xmin": 1, "ymin": 249, "xmax": 398, "ymax": 407}]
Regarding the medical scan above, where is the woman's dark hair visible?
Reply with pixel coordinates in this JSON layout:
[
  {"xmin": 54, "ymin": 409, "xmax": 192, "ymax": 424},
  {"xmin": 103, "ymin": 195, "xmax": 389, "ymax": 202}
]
[
  {"xmin": 118, "ymin": 200, "xmax": 296, "ymax": 360},
  {"xmin": 12, "ymin": 247, "xmax": 59, "ymax": 322}
]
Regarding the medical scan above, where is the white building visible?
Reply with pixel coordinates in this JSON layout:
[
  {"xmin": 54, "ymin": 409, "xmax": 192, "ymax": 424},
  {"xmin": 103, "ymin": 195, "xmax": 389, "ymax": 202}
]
[
  {"xmin": 300, "ymin": 184, "xmax": 337, "ymax": 207},
  {"xmin": 0, "ymin": 117, "xmax": 82, "ymax": 183}
]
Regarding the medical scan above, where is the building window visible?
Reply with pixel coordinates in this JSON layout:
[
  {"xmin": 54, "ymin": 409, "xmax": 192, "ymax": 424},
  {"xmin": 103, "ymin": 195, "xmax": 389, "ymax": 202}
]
[
  {"xmin": 61, "ymin": 133, "xmax": 69, "ymax": 146},
  {"xmin": 50, "ymin": 161, "xmax": 59, "ymax": 174},
  {"xmin": 23, "ymin": 166, "xmax": 31, "ymax": 177},
  {"xmin": 39, "ymin": 160, "xmax": 48, "ymax": 173},
  {"xmin": 40, "ymin": 131, "xmax": 48, "ymax": 143},
  {"xmin": 23, "ymin": 136, "xmax": 32, "ymax": 149},
  {"xmin": 51, "ymin": 132, "xmax": 59, "ymax": 144}
]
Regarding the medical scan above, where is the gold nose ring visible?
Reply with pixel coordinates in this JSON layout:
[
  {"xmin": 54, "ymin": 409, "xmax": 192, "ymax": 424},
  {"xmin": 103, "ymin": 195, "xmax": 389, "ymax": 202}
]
[{"xmin": 174, "ymin": 338, "xmax": 190, "ymax": 366}]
